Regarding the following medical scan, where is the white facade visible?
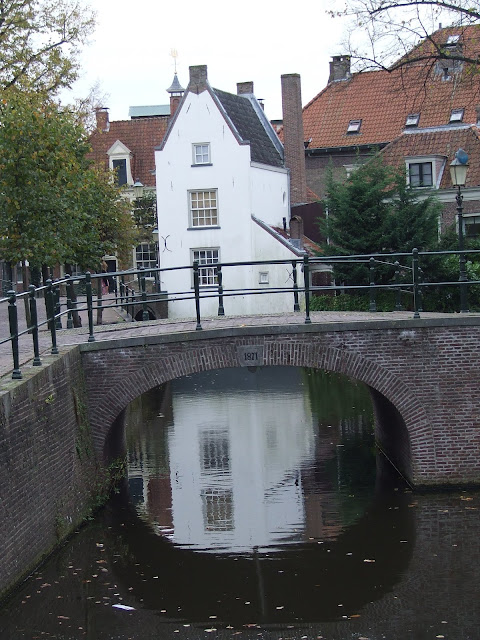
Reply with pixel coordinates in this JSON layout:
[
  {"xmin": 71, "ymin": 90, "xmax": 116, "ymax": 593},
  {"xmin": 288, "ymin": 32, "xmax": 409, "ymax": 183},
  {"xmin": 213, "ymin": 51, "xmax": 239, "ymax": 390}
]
[{"xmin": 155, "ymin": 78, "xmax": 306, "ymax": 319}]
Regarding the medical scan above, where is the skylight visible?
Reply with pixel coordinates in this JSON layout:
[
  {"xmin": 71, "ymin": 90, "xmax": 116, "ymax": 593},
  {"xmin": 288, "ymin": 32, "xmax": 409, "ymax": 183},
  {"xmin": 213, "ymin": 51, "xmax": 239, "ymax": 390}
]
[
  {"xmin": 405, "ymin": 113, "xmax": 420, "ymax": 127},
  {"xmin": 347, "ymin": 119, "xmax": 362, "ymax": 134},
  {"xmin": 446, "ymin": 34, "xmax": 460, "ymax": 45},
  {"xmin": 450, "ymin": 108, "xmax": 464, "ymax": 123}
]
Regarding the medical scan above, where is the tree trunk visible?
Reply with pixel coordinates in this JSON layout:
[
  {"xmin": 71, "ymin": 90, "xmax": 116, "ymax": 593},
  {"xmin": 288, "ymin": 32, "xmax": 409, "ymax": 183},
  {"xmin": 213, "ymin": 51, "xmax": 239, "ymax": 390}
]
[{"xmin": 64, "ymin": 263, "xmax": 82, "ymax": 328}]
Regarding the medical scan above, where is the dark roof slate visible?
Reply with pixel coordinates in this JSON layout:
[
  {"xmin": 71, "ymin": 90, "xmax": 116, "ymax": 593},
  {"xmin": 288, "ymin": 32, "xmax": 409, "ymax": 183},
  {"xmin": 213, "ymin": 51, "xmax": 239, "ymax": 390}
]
[{"xmin": 213, "ymin": 88, "xmax": 284, "ymax": 168}]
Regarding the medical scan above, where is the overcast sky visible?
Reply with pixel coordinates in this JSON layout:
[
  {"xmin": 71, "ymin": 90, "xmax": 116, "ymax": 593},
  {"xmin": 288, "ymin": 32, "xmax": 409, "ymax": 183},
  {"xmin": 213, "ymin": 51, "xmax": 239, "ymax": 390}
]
[{"xmin": 70, "ymin": 0, "xmax": 347, "ymax": 123}]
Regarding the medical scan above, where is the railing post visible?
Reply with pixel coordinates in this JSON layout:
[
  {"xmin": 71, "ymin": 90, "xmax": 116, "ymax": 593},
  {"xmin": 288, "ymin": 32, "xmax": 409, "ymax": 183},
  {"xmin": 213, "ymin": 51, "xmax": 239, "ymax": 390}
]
[
  {"xmin": 8, "ymin": 290, "xmax": 22, "ymax": 379},
  {"xmin": 369, "ymin": 257, "xmax": 377, "ymax": 312},
  {"xmin": 459, "ymin": 250, "xmax": 469, "ymax": 313},
  {"xmin": 66, "ymin": 275, "xmax": 73, "ymax": 329},
  {"xmin": 28, "ymin": 285, "xmax": 42, "ymax": 366},
  {"xmin": 303, "ymin": 255, "xmax": 311, "ymax": 324},
  {"xmin": 412, "ymin": 248, "xmax": 420, "ymax": 319},
  {"xmin": 46, "ymin": 279, "xmax": 59, "ymax": 354},
  {"xmin": 140, "ymin": 267, "xmax": 149, "ymax": 321},
  {"xmin": 85, "ymin": 272, "xmax": 95, "ymax": 342},
  {"xmin": 394, "ymin": 261, "xmax": 403, "ymax": 311},
  {"xmin": 120, "ymin": 275, "xmax": 125, "ymax": 304},
  {"xmin": 292, "ymin": 260, "xmax": 300, "ymax": 312},
  {"xmin": 417, "ymin": 267, "xmax": 424, "ymax": 313},
  {"xmin": 54, "ymin": 279, "xmax": 62, "ymax": 329},
  {"xmin": 193, "ymin": 260, "xmax": 202, "ymax": 330},
  {"xmin": 217, "ymin": 265, "xmax": 225, "ymax": 316}
]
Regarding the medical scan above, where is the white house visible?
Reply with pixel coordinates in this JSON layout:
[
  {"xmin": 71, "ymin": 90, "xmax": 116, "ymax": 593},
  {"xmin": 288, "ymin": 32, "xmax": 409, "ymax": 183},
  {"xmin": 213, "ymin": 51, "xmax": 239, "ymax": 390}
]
[{"xmin": 154, "ymin": 65, "xmax": 320, "ymax": 319}]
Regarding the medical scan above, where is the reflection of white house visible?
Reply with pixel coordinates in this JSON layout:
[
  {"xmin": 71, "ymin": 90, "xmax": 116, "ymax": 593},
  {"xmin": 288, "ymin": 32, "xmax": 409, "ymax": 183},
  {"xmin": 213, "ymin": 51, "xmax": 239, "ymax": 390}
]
[
  {"xmin": 165, "ymin": 368, "xmax": 316, "ymax": 553},
  {"xmin": 155, "ymin": 65, "xmax": 320, "ymax": 318}
]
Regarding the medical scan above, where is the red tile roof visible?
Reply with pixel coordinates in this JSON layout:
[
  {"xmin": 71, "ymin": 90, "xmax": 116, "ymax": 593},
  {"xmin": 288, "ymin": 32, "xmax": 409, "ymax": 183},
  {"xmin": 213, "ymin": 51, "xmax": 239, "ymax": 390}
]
[
  {"xmin": 380, "ymin": 125, "xmax": 480, "ymax": 188},
  {"xmin": 302, "ymin": 25, "xmax": 480, "ymax": 151},
  {"xmin": 88, "ymin": 117, "xmax": 169, "ymax": 187}
]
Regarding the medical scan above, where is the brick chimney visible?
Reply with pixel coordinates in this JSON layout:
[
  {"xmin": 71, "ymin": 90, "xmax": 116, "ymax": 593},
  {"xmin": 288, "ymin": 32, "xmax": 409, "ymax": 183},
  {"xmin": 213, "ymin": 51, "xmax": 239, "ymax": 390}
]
[
  {"xmin": 188, "ymin": 65, "xmax": 208, "ymax": 94},
  {"xmin": 237, "ymin": 81, "xmax": 254, "ymax": 95},
  {"xmin": 328, "ymin": 55, "xmax": 351, "ymax": 83},
  {"xmin": 281, "ymin": 73, "xmax": 308, "ymax": 206},
  {"xmin": 95, "ymin": 107, "xmax": 110, "ymax": 132}
]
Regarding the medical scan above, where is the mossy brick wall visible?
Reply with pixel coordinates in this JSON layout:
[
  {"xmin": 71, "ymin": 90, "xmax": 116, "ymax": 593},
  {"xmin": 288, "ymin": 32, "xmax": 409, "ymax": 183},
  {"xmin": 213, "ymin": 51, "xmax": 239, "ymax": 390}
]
[
  {"xmin": 80, "ymin": 320, "xmax": 480, "ymax": 488},
  {"xmin": 0, "ymin": 347, "xmax": 100, "ymax": 600}
]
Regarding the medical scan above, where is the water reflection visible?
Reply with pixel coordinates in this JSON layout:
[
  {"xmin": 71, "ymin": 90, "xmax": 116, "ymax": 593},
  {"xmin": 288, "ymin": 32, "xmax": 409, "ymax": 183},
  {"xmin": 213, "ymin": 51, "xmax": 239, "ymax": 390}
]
[
  {"xmin": 4, "ymin": 367, "xmax": 480, "ymax": 638},
  {"xmin": 126, "ymin": 367, "xmax": 377, "ymax": 553}
]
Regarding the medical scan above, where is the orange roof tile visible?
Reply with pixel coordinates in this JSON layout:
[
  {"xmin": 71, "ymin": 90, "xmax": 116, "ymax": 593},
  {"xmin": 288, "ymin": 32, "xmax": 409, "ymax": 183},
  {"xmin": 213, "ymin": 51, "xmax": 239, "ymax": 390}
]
[
  {"xmin": 302, "ymin": 25, "xmax": 480, "ymax": 151},
  {"xmin": 380, "ymin": 125, "xmax": 480, "ymax": 188},
  {"xmin": 88, "ymin": 117, "xmax": 169, "ymax": 187}
]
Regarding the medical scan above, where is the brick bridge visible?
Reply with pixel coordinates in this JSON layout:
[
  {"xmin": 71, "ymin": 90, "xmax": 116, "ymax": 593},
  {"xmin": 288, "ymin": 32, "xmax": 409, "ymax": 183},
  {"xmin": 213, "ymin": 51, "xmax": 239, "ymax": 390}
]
[
  {"xmin": 2, "ymin": 312, "xmax": 480, "ymax": 599},
  {"xmin": 79, "ymin": 314, "xmax": 480, "ymax": 488}
]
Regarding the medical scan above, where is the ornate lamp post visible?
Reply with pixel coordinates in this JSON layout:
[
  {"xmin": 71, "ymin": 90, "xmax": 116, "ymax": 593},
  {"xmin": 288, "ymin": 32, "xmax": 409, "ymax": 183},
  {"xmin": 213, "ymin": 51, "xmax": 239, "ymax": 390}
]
[{"xmin": 449, "ymin": 149, "xmax": 469, "ymax": 313}]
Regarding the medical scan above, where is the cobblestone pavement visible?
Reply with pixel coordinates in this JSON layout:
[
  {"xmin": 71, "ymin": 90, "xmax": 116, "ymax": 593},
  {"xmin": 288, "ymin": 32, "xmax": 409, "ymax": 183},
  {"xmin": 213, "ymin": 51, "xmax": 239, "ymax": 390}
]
[{"xmin": 0, "ymin": 292, "xmax": 474, "ymax": 381}]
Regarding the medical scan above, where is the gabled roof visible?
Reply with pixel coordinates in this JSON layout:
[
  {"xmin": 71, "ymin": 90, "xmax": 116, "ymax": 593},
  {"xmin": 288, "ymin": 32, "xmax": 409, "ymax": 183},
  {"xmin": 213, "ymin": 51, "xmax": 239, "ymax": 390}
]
[
  {"xmin": 89, "ymin": 116, "xmax": 169, "ymax": 187},
  {"xmin": 380, "ymin": 124, "xmax": 480, "ymax": 189},
  {"xmin": 158, "ymin": 74, "xmax": 284, "ymax": 169},
  {"xmin": 213, "ymin": 89, "xmax": 284, "ymax": 168},
  {"xmin": 302, "ymin": 25, "xmax": 480, "ymax": 151}
]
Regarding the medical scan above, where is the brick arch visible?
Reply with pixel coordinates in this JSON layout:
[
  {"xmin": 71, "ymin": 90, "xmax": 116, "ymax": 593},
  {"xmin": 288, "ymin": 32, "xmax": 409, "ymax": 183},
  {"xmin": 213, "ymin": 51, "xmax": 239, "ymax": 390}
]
[{"xmin": 83, "ymin": 333, "xmax": 436, "ymax": 485}]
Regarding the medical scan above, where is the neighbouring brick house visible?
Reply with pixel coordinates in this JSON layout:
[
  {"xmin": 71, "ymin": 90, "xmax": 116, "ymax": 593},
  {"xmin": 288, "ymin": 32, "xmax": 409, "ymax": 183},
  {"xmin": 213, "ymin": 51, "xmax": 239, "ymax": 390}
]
[
  {"xmin": 278, "ymin": 25, "xmax": 480, "ymax": 242},
  {"xmin": 88, "ymin": 76, "xmax": 181, "ymax": 273}
]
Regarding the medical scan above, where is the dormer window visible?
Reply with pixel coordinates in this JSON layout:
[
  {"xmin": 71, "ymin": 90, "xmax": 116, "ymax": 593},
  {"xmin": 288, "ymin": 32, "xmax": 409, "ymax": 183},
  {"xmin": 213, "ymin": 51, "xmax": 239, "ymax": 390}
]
[
  {"xmin": 193, "ymin": 143, "xmax": 211, "ymax": 165},
  {"xmin": 450, "ymin": 108, "xmax": 464, "ymax": 123},
  {"xmin": 405, "ymin": 113, "xmax": 420, "ymax": 127},
  {"xmin": 409, "ymin": 162, "xmax": 433, "ymax": 187},
  {"xmin": 107, "ymin": 140, "xmax": 133, "ymax": 187},
  {"xmin": 347, "ymin": 119, "xmax": 362, "ymax": 134}
]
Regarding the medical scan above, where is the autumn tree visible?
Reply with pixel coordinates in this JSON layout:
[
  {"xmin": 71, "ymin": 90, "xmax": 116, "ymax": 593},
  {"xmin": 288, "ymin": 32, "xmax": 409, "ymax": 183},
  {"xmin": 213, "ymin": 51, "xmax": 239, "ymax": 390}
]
[
  {"xmin": 0, "ymin": 0, "xmax": 95, "ymax": 94},
  {"xmin": 0, "ymin": 91, "xmax": 135, "ymax": 280},
  {"xmin": 330, "ymin": 0, "xmax": 480, "ymax": 74}
]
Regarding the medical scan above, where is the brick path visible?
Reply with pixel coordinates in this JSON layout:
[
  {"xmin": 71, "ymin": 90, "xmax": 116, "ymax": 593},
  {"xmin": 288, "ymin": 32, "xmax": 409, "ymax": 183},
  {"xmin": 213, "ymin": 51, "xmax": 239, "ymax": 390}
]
[{"xmin": 0, "ymin": 292, "xmax": 472, "ymax": 381}]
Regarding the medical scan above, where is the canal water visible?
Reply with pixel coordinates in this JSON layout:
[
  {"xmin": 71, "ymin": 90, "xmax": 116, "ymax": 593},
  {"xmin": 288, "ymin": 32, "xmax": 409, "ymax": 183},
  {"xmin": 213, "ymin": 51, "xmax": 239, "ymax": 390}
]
[{"xmin": 1, "ymin": 366, "xmax": 480, "ymax": 639}]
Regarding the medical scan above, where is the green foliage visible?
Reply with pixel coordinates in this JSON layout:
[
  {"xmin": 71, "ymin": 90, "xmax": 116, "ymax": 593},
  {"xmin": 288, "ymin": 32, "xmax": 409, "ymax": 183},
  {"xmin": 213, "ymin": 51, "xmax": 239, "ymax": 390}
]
[
  {"xmin": 132, "ymin": 191, "xmax": 157, "ymax": 242},
  {"xmin": 0, "ymin": 91, "xmax": 135, "ymax": 272},
  {"xmin": 0, "ymin": 0, "xmax": 95, "ymax": 95},
  {"xmin": 320, "ymin": 155, "xmax": 441, "ymax": 287}
]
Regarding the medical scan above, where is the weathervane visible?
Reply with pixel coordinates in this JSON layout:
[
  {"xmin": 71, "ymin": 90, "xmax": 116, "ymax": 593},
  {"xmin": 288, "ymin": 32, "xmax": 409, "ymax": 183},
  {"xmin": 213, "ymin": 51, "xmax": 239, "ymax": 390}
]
[{"xmin": 170, "ymin": 48, "xmax": 178, "ymax": 73}]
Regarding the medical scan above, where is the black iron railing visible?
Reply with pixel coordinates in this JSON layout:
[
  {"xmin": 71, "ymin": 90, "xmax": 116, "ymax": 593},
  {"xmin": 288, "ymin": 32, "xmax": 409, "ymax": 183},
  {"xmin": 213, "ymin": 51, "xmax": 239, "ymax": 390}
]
[{"xmin": 2, "ymin": 248, "xmax": 480, "ymax": 380}]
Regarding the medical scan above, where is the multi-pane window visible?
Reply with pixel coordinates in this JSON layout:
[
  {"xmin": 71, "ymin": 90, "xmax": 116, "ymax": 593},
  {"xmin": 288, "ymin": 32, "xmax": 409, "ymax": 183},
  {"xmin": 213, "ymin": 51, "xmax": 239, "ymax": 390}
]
[
  {"xmin": 409, "ymin": 162, "xmax": 433, "ymax": 187},
  {"xmin": 405, "ymin": 113, "xmax": 420, "ymax": 127},
  {"xmin": 135, "ymin": 242, "xmax": 158, "ymax": 271},
  {"xmin": 192, "ymin": 248, "xmax": 219, "ymax": 286},
  {"xmin": 465, "ymin": 215, "xmax": 480, "ymax": 238},
  {"xmin": 193, "ymin": 143, "xmax": 210, "ymax": 165},
  {"xmin": 189, "ymin": 190, "xmax": 218, "ymax": 226},
  {"xmin": 201, "ymin": 488, "xmax": 234, "ymax": 531}
]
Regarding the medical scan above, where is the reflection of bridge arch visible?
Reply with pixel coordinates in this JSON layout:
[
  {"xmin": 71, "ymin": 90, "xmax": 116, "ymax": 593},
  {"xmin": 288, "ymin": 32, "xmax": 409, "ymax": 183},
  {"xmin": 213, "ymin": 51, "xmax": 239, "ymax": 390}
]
[{"xmin": 81, "ymin": 324, "xmax": 444, "ymax": 486}]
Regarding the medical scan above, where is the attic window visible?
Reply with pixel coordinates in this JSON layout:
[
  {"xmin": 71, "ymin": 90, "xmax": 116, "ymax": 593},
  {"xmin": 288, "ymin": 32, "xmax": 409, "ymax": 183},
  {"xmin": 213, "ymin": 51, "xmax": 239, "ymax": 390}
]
[
  {"xmin": 405, "ymin": 113, "xmax": 420, "ymax": 127},
  {"xmin": 347, "ymin": 119, "xmax": 362, "ymax": 134},
  {"xmin": 446, "ymin": 34, "xmax": 460, "ymax": 45},
  {"xmin": 450, "ymin": 108, "xmax": 464, "ymax": 123}
]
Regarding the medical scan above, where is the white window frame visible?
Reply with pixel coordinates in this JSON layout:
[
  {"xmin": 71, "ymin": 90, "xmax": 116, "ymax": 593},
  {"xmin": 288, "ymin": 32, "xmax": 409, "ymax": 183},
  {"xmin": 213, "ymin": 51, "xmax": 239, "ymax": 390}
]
[
  {"xmin": 107, "ymin": 140, "xmax": 133, "ymax": 187},
  {"xmin": 192, "ymin": 248, "xmax": 220, "ymax": 287},
  {"xmin": 189, "ymin": 189, "xmax": 219, "ymax": 227},
  {"xmin": 135, "ymin": 242, "xmax": 158, "ymax": 272},
  {"xmin": 405, "ymin": 113, "xmax": 420, "ymax": 127},
  {"xmin": 192, "ymin": 143, "xmax": 211, "ymax": 165},
  {"xmin": 405, "ymin": 156, "xmax": 445, "ymax": 189}
]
